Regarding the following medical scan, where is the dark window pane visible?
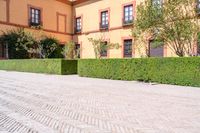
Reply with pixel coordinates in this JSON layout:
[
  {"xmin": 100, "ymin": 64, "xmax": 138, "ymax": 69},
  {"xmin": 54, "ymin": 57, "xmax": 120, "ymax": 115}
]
[
  {"xmin": 75, "ymin": 44, "xmax": 81, "ymax": 58},
  {"xmin": 100, "ymin": 42, "xmax": 107, "ymax": 57},
  {"xmin": 149, "ymin": 40, "xmax": 164, "ymax": 57},
  {"xmin": 100, "ymin": 11, "xmax": 109, "ymax": 29},
  {"xmin": 123, "ymin": 5, "xmax": 133, "ymax": 24},
  {"xmin": 152, "ymin": 0, "xmax": 162, "ymax": 8},
  {"xmin": 30, "ymin": 8, "xmax": 41, "ymax": 26},
  {"xmin": 197, "ymin": 0, "xmax": 200, "ymax": 14},
  {"xmin": 0, "ymin": 44, "xmax": 4, "ymax": 58},
  {"xmin": 197, "ymin": 42, "xmax": 200, "ymax": 56},
  {"xmin": 124, "ymin": 39, "xmax": 132, "ymax": 57},
  {"xmin": 76, "ymin": 17, "xmax": 82, "ymax": 32}
]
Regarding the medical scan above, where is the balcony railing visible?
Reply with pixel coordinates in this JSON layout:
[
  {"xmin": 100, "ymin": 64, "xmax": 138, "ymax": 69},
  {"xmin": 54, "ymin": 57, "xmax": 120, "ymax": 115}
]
[
  {"xmin": 29, "ymin": 19, "xmax": 43, "ymax": 27},
  {"xmin": 74, "ymin": 28, "xmax": 82, "ymax": 33},
  {"xmin": 99, "ymin": 22, "xmax": 109, "ymax": 30},
  {"xmin": 122, "ymin": 18, "xmax": 134, "ymax": 26}
]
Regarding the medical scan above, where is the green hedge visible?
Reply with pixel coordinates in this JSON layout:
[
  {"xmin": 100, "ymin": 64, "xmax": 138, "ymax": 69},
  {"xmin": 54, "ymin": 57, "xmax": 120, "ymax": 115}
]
[
  {"xmin": 0, "ymin": 59, "xmax": 77, "ymax": 75},
  {"xmin": 78, "ymin": 57, "xmax": 200, "ymax": 87}
]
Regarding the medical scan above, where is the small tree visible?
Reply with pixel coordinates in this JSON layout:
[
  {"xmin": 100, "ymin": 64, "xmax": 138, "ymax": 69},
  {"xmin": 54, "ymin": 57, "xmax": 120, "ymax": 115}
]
[
  {"xmin": 63, "ymin": 41, "xmax": 76, "ymax": 59},
  {"xmin": 37, "ymin": 37, "xmax": 59, "ymax": 58},
  {"xmin": 88, "ymin": 37, "xmax": 120, "ymax": 59},
  {"xmin": 133, "ymin": 0, "xmax": 200, "ymax": 57},
  {"xmin": 0, "ymin": 28, "xmax": 36, "ymax": 59}
]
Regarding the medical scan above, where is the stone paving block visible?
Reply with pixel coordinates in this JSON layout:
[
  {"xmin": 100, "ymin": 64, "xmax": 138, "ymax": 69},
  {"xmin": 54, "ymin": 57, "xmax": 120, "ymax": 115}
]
[{"xmin": 0, "ymin": 71, "xmax": 200, "ymax": 133}]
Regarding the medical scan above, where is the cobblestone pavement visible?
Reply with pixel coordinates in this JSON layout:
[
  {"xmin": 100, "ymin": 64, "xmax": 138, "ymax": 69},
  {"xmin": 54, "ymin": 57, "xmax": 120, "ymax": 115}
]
[{"xmin": 0, "ymin": 71, "xmax": 199, "ymax": 133}]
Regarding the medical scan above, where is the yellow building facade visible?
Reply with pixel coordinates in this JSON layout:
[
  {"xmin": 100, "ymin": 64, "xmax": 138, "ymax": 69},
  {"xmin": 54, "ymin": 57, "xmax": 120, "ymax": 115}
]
[{"xmin": 0, "ymin": 0, "xmax": 199, "ymax": 59}]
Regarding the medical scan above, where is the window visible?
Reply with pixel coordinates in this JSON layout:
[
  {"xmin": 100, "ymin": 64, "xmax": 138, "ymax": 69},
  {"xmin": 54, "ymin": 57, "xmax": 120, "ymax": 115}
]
[
  {"xmin": 100, "ymin": 41, "xmax": 108, "ymax": 57},
  {"xmin": 0, "ymin": 44, "xmax": 8, "ymax": 58},
  {"xmin": 152, "ymin": 0, "xmax": 162, "ymax": 8},
  {"xmin": 123, "ymin": 5, "xmax": 133, "ymax": 25},
  {"xmin": 75, "ymin": 44, "xmax": 81, "ymax": 58},
  {"xmin": 29, "ymin": 8, "xmax": 41, "ymax": 26},
  {"xmin": 0, "ymin": 44, "xmax": 4, "ymax": 58},
  {"xmin": 197, "ymin": 0, "xmax": 200, "ymax": 14},
  {"xmin": 75, "ymin": 17, "xmax": 82, "ymax": 33},
  {"xmin": 100, "ymin": 11, "xmax": 109, "ymax": 29},
  {"xmin": 124, "ymin": 39, "xmax": 132, "ymax": 58},
  {"xmin": 148, "ymin": 40, "xmax": 164, "ymax": 57},
  {"xmin": 152, "ymin": 0, "xmax": 163, "ymax": 16}
]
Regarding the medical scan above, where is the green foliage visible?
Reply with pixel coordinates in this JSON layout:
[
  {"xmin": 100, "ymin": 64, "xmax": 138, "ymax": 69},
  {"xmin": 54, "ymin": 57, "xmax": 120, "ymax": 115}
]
[
  {"xmin": 38, "ymin": 37, "xmax": 63, "ymax": 58},
  {"xmin": 61, "ymin": 59, "xmax": 77, "ymax": 75},
  {"xmin": 49, "ymin": 45, "xmax": 64, "ymax": 58},
  {"xmin": 63, "ymin": 41, "xmax": 78, "ymax": 59},
  {"xmin": 0, "ymin": 28, "xmax": 64, "ymax": 59},
  {"xmin": 133, "ymin": 0, "xmax": 200, "ymax": 57},
  {"xmin": 78, "ymin": 57, "xmax": 200, "ymax": 87},
  {"xmin": 198, "ymin": 32, "xmax": 200, "ymax": 42},
  {"xmin": 0, "ymin": 28, "xmax": 36, "ymax": 59},
  {"xmin": 0, "ymin": 59, "xmax": 77, "ymax": 75},
  {"xmin": 88, "ymin": 37, "xmax": 120, "ymax": 59}
]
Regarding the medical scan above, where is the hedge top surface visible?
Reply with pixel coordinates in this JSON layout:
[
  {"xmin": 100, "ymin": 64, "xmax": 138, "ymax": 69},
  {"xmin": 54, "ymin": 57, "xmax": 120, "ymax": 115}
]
[
  {"xmin": 0, "ymin": 59, "xmax": 77, "ymax": 75},
  {"xmin": 78, "ymin": 57, "xmax": 200, "ymax": 87}
]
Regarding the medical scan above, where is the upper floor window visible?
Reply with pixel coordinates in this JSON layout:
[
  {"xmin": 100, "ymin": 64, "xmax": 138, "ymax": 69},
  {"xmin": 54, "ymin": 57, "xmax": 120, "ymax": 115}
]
[
  {"xmin": 123, "ymin": 5, "xmax": 133, "ymax": 26},
  {"xmin": 100, "ymin": 41, "xmax": 108, "ymax": 57},
  {"xmin": 197, "ymin": 0, "xmax": 200, "ymax": 14},
  {"xmin": 100, "ymin": 11, "xmax": 109, "ymax": 29},
  {"xmin": 152, "ymin": 0, "xmax": 162, "ymax": 9},
  {"xmin": 75, "ymin": 17, "xmax": 82, "ymax": 33},
  {"xmin": 29, "ymin": 8, "xmax": 41, "ymax": 26},
  {"xmin": 124, "ymin": 39, "xmax": 132, "ymax": 58}
]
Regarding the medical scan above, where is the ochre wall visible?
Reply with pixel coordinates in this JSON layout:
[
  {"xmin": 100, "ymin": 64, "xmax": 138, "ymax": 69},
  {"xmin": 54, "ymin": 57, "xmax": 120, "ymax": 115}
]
[
  {"xmin": 73, "ymin": 0, "xmax": 198, "ymax": 58},
  {"xmin": 73, "ymin": 0, "xmax": 138, "ymax": 58},
  {"xmin": 72, "ymin": 0, "xmax": 170, "ymax": 58},
  {"xmin": 0, "ymin": 0, "xmax": 73, "ymax": 44},
  {"xmin": 0, "ymin": 0, "xmax": 7, "ymax": 22},
  {"xmin": 0, "ymin": 0, "xmax": 198, "ymax": 58}
]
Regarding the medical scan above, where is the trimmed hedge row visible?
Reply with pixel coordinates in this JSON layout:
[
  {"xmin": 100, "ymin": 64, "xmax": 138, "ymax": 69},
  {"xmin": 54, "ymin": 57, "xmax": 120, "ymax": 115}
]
[
  {"xmin": 78, "ymin": 57, "xmax": 200, "ymax": 87},
  {"xmin": 0, "ymin": 59, "xmax": 77, "ymax": 75}
]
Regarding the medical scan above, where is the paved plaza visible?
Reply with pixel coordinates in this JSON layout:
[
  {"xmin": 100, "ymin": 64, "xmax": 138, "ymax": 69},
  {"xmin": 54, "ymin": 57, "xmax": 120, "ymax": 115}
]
[{"xmin": 0, "ymin": 70, "xmax": 199, "ymax": 133}]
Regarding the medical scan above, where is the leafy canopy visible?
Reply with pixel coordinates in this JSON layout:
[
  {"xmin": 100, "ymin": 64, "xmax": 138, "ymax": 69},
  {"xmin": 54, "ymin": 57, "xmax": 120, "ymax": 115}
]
[
  {"xmin": 88, "ymin": 37, "xmax": 120, "ymax": 59},
  {"xmin": 133, "ymin": 0, "xmax": 200, "ymax": 57}
]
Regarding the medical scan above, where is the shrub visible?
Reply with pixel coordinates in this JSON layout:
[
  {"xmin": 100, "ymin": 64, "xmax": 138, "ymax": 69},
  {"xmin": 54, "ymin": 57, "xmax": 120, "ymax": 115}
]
[
  {"xmin": 0, "ymin": 59, "xmax": 77, "ymax": 75},
  {"xmin": 63, "ymin": 41, "xmax": 76, "ymax": 59},
  {"xmin": 88, "ymin": 37, "xmax": 120, "ymax": 59},
  {"xmin": 61, "ymin": 59, "xmax": 77, "ymax": 75},
  {"xmin": 0, "ymin": 28, "xmax": 64, "ymax": 59},
  {"xmin": 78, "ymin": 57, "xmax": 200, "ymax": 87},
  {"xmin": 49, "ymin": 45, "xmax": 64, "ymax": 58},
  {"xmin": 39, "ymin": 37, "xmax": 64, "ymax": 58},
  {"xmin": 0, "ymin": 28, "xmax": 36, "ymax": 59}
]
